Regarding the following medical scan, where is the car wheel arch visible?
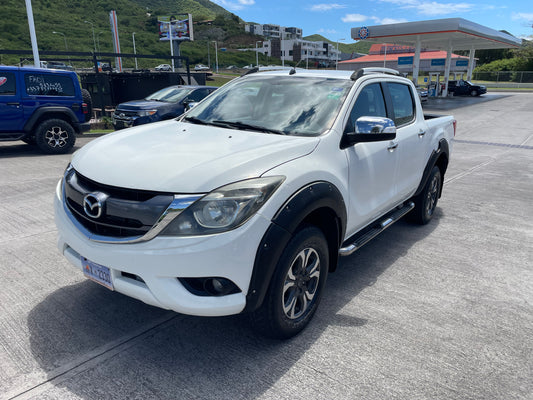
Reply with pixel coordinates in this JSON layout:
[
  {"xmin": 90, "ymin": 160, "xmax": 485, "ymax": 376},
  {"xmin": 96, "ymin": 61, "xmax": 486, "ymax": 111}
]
[{"xmin": 244, "ymin": 181, "xmax": 346, "ymax": 313}]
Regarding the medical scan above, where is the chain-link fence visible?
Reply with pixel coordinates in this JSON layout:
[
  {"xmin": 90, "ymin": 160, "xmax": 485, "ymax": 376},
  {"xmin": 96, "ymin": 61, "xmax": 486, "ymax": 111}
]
[{"xmin": 473, "ymin": 71, "xmax": 533, "ymax": 85}]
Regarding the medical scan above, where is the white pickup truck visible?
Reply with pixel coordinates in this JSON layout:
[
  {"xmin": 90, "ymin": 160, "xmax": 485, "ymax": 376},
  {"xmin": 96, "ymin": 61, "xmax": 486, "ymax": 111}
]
[{"xmin": 55, "ymin": 68, "xmax": 455, "ymax": 339}]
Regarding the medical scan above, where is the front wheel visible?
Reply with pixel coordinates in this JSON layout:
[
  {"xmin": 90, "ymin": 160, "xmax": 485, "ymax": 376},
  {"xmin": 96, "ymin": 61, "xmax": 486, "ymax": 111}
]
[
  {"xmin": 471, "ymin": 90, "xmax": 478, "ymax": 97},
  {"xmin": 35, "ymin": 119, "xmax": 76, "ymax": 154},
  {"xmin": 411, "ymin": 166, "xmax": 442, "ymax": 225},
  {"xmin": 250, "ymin": 226, "xmax": 329, "ymax": 339}
]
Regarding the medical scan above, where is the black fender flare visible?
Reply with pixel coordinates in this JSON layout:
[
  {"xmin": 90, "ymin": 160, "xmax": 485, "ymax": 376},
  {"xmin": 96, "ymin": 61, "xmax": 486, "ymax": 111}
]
[
  {"xmin": 414, "ymin": 139, "xmax": 450, "ymax": 197},
  {"xmin": 24, "ymin": 107, "xmax": 80, "ymax": 134},
  {"xmin": 244, "ymin": 181, "xmax": 346, "ymax": 313}
]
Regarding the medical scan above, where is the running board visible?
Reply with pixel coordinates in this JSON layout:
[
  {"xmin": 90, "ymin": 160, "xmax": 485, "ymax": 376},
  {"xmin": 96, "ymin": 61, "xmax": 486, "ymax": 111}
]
[{"xmin": 339, "ymin": 201, "xmax": 414, "ymax": 256}]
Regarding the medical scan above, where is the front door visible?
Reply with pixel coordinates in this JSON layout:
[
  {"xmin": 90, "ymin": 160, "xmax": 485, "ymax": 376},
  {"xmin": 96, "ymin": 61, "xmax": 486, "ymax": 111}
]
[{"xmin": 0, "ymin": 72, "xmax": 23, "ymax": 133}]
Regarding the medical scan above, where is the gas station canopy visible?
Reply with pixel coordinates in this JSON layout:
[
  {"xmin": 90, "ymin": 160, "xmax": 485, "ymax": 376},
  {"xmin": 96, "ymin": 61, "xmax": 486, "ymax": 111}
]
[
  {"xmin": 351, "ymin": 18, "xmax": 521, "ymax": 51},
  {"xmin": 350, "ymin": 18, "xmax": 521, "ymax": 96}
]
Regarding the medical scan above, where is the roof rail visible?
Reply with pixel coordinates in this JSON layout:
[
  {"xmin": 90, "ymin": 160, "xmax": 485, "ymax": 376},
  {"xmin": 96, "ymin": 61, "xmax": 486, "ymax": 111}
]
[{"xmin": 351, "ymin": 67, "xmax": 400, "ymax": 81}]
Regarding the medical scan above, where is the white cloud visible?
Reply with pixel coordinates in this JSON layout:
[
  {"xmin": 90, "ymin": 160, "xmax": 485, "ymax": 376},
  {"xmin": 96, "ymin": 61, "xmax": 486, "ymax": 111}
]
[
  {"xmin": 212, "ymin": 0, "xmax": 254, "ymax": 11},
  {"xmin": 310, "ymin": 3, "xmax": 346, "ymax": 12},
  {"xmin": 342, "ymin": 14, "xmax": 368, "ymax": 23},
  {"xmin": 512, "ymin": 12, "xmax": 533, "ymax": 21},
  {"xmin": 378, "ymin": 0, "xmax": 474, "ymax": 16},
  {"xmin": 371, "ymin": 17, "xmax": 408, "ymax": 24},
  {"xmin": 318, "ymin": 28, "xmax": 339, "ymax": 34}
]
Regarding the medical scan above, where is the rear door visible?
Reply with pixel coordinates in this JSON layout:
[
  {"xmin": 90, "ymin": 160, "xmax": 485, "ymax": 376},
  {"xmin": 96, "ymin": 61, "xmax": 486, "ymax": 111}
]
[
  {"xmin": 0, "ymin": 71, "xmax": 24, "ymax": 133},
  {"xmin": 384, "ymin": 81, "xmax": 427, "ymax": 199}
]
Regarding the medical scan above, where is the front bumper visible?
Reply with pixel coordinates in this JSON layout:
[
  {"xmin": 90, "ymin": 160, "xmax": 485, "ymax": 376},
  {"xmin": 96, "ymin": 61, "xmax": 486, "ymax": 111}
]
[{"xmin": 54, "ymin": 181, "xmax": 270, "ymax": 316}]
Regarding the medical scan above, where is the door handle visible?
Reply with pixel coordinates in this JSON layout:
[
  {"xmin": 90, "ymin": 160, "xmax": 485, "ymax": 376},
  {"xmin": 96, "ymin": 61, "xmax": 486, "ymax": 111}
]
[
  {"xmin": 387, "ymin": 141, "xmax": 398, "ymax": 152},
  {"xmin": 7, "ymin": 102, "xmax": 20, "ymax": 106},
  {"xmin": 418, "ymin": 130, "xmax": 426, "ymax": 138}
]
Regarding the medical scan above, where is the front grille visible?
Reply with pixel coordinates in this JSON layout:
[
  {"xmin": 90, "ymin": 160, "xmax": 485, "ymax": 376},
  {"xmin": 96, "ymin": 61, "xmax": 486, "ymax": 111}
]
[
  {"xmin": 65, "ymin": 169, "xmax": 174, "ymax": 238},
  {"xmin": 114, "ymin": 109, "xmax": 137, "ymax": 118}
]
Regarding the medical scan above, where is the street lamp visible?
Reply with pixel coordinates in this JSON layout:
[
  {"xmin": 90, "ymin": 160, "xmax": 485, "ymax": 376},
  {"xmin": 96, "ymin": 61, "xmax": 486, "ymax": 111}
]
[
  {"xmin": 96, "ymin": 31, "xmax": 105, "ymax": 53},
  {"xmin": 132, "ymin": 32, "xmax": 138, "ymax": 70},
  {"xmin": 53, "ymin": 31, "xmax": 69, "ymax": 64},
  {"xmin": 84, "ymin": 20, "xmax": 97, "ymax": 52},
  {"xmin": 212, "ymin": 41, "xmax": 218, "ymax": 73},
  {"xmin": 336, "ymin": 38, "xmax": 345, "ymax": 70},
  {"xmin": 255, "ymin": 41, "xmax": 262, "ymax": 67}
]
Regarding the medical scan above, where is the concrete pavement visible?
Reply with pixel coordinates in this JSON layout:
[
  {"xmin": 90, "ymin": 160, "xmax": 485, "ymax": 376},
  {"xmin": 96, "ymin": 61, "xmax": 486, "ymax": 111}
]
[{"xmin": 0, "ymin": 93, "xmax": 532, "ymax": 399}]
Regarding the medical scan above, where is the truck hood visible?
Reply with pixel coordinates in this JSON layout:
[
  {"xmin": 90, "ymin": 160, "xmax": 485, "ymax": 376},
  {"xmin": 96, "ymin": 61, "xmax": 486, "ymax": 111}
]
[{"xmin": 71, "ymin": 120, "xmax": 319, "ymax": 193}]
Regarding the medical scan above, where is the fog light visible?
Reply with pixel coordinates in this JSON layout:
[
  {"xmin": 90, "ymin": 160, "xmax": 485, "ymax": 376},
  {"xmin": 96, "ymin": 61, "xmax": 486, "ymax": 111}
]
[{"xmin": 179, "ymin": 277, "xmax": 240, "ymax": 297}]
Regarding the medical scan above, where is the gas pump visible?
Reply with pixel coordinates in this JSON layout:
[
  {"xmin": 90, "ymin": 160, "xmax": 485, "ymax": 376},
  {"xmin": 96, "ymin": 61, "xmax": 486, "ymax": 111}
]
[{"xmin": 428, "ymin": 72, "xmax": 441, "ymax": 97}]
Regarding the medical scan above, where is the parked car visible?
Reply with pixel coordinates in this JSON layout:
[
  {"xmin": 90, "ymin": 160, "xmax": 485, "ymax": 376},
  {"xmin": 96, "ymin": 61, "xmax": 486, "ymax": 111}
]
[
  {"xmin": 446, "ymin": 80, "xmax": 487, "ymax": 96},
  {"xmin": 112, "ymin": 85, "xmax": 217, "ymax": 129},
  {"xmin": 0, "ymin": 66, "xmax": 91, "ymax": 153},
  {"xmin": 194, "ymin": 64, "xmax": 210, "ymax": 71},
  {"xmin": 416, "ymin": 87, "xmax": 428, "ymax": 102},
  {"xmin": 55, "ymin": 68, "xmax": 456, "ymax": 339},
  {"xmin": 155, "ymin": 64, "xmax": 172, "ymax": 71},
  {"xmin": 40, "ymin": 61, "xmax": 75, "ymax": 71}
]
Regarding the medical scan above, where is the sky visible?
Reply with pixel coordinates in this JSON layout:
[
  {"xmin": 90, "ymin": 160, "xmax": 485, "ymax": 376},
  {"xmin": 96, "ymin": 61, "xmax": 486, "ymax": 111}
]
[{"xmin": 212, "ymin": 0, "xmax": 533, "ymax": 42}]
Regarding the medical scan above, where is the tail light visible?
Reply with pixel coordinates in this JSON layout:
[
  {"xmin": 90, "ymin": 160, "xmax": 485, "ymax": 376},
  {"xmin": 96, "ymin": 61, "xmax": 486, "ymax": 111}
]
[
  {"xmin": 453, "ymin": 119, "xmax": 457, "ymax": 137},
  {"xmin": 82, "ymin": 102, "xmax": 88, "ymax": 115}
]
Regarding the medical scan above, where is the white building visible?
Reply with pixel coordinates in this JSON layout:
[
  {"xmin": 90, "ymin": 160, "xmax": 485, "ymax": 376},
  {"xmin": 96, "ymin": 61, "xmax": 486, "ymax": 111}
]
[
  {"xmin": 259, "ymin": 39, "xmax": 340, "ymax": 66},
  {"xmin": 245, "ymin": 23, "xmax": 303, "ymax": 40}
]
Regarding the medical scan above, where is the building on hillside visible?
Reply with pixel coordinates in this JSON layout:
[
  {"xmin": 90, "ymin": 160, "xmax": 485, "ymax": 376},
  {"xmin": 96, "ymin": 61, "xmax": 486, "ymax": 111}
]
[
  {"xmin": 245, "ymin": 23, "xmax": 303, "ymax": 40},
  {"xmin": 338, "ymin": 44, "xmax": 473, "ymax": 74},
  {"xmin": 248, "ymin": 38, "xmax": 341, "ymax": 66}
]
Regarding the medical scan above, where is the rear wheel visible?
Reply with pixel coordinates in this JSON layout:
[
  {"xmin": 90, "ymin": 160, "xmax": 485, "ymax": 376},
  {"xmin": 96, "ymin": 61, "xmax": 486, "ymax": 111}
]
[
  {"xmin": 35, "ymin": 119, "xmax": 76, "ymax": 154},
  {"xmin": 411, "ymin": 166, "xmax": 442, "ymax": 225},
  {"xmin": 250, "ymin": 226, "xmax": 329, "ymax": 339}
]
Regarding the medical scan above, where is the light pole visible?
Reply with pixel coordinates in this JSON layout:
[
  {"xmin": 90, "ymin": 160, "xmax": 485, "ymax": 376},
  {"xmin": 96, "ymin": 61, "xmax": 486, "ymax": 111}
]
[
  {"xmin": 96, "ymin": 31, "xmax": 104, "ymax": 53},
  {"xmin": 84, "ymin": 20, "xmax": 97, "ymax": 52},
  {"xmin": 53, "ymin": 31, "xmax": 69, "ymax": 64},
  {"xmin": 132, "ymin": 32, "xmax": 138, "ymax": 70},
  {"xmin": 255, "ymin": 41, "xmax": 262, "ymax": 67},
  {"xmin": 212, "ymin": 41, "xmax": 218, "ymax": 73},
  {"xmin": 336, "ymin": 38, "xmax": 345, "ymax": 70}
]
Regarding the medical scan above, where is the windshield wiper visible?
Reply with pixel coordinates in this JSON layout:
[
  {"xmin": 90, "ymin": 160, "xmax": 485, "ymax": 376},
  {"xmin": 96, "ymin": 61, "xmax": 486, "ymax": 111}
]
[
  {"xmin": 212, "ymin": 120, "xmax": 285, "ymax": 135},
  {"xmin": 183, "ymin": 116, "xmax": 211, "ymax": 125}
]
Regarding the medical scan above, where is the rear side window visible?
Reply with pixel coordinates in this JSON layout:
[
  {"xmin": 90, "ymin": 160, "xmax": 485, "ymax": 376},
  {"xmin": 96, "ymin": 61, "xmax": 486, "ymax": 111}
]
[
  {"xmin": 0, "ymin": 73, "xmax": 16, "ymax": 95},
  {"xmin": 386, "ymin": 82, "xmax": 415, "ymax": 126},
  {"xmin": 24, "ymin": 73, "xmax": 75, "ymax": 96}
]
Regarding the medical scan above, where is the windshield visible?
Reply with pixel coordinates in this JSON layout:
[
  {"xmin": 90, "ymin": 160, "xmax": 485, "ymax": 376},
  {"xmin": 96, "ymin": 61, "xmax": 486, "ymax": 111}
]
[
  {"xmin": 185, "ymin": 75, "xmax": 353, "ymax": 136},
  {"xmin": 146, "ymin": 87, "xmax": 192, "ymax": 103}
]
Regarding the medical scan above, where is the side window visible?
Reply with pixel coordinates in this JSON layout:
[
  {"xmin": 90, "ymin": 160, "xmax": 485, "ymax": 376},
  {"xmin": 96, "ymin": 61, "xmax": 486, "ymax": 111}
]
[
  {"xmin": 24, "ymin": 73, "xmax": 75, "ymax": 96},
  {"xmin": 344, "ymin": 83, "xmax": 386, "ymax": 133},
  {"xmin": 188, "ymin": 89, "xmax": 210, "ymax": 102},
  {"xmin": 386, "ymin": 82, "xmax": 415, "ymax": 126},
  {"xmin": 0, "ymin": 73, "xmax": 16, "ymax": 95}
]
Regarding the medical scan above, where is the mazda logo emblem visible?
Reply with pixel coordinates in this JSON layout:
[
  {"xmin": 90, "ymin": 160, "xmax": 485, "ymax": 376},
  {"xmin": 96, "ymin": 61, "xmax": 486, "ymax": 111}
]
[{"xmin": 83, "ymin": 192, "xmax": 108, "ymax": 219}]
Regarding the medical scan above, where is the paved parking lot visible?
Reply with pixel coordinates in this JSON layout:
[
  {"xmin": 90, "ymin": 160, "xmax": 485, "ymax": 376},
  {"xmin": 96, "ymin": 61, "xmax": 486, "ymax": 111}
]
[{"xmin": 1, "ymin": 93, "xmax": 532, "ymax": 400}]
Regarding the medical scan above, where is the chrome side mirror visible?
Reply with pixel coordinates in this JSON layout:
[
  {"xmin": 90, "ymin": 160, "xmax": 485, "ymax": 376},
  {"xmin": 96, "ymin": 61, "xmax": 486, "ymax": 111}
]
[{"xmin": 342, "ymin": 116, "xmax": 397, "ymax": 148}]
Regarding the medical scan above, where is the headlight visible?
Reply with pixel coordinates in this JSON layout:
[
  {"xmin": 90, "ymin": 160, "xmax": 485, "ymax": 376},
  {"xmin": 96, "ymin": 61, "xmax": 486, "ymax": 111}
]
[
  {"xmin": 160, "ymin": 176, "xmax": 285, "ymax": 236},
  {"xmin": 137, "ymin": 110, "xmax": 157, "ymax": 117}
]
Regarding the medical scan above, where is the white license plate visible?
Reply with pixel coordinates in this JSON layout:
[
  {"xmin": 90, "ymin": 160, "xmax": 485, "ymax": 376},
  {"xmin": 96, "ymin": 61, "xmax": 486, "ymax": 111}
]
[{"xmin": 82, "ymin": 257, "xmax": 114, "ymax": 290}]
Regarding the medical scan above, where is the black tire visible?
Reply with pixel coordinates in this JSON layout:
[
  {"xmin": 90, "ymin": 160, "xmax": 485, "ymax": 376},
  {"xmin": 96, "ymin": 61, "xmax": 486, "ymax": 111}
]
[
  {"xmin": 35, "ymin": 119, "xmax": 76, "ymax": 154},
  {"xmin": 471, "ymin": 90, "xmax": 478, "ymax": 97},
  {"xmin": 81, "ymin": 88, "xmax": 93, "ymax": 122},
  {"xmin": 21, "ymin": 136, "xmax": 36, "ymax": 145},
  {"xmin": 250, "ymin": 226, "xmax": 329, "ymax": 339},
  {"xmin": 411, "ymin": 166, "xmax": 442, "ymax": 225}
]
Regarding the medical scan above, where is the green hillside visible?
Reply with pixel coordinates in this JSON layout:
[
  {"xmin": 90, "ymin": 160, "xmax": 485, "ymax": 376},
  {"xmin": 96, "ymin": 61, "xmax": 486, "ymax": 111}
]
[{"xmin": 0, "ymin": 0, "xmax": 370, "ymax": 68}]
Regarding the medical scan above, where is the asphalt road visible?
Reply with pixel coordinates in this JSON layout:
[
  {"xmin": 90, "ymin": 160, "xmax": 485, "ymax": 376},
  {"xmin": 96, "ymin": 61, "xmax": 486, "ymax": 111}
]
[{"xmin": 1, "ymin": 93, "xmax": 532, "ymax": 400}]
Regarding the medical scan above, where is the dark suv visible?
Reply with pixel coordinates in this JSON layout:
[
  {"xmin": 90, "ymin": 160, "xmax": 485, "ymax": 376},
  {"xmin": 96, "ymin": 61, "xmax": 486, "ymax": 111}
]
[
  {"xmin": 112, "ymin": 85, "xmax": 217, "ymax": 130},
  {"xmin": 0, "ymin": 66, "xmax": 91, "ymax": 153},
  {"xmin": 447, "ymin": 80, "xmax": 487, "ymax": 96}
]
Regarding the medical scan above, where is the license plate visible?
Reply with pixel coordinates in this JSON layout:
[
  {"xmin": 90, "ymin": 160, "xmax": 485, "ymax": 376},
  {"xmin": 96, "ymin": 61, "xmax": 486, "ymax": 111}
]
[{"xmin": 82, "ymin": 257, "xmax": 114, "ymax": 290}]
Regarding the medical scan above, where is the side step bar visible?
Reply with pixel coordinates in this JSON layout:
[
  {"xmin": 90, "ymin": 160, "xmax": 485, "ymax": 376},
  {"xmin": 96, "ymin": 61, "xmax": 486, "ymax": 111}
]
[{"xmin": 339, "ymin": 201, "xmax": 414, "ymax": 256}]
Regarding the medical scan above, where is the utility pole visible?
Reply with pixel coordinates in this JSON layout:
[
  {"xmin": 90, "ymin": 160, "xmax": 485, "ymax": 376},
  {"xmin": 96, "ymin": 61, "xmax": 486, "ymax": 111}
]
[
  {"xmin": 132, "ymin": 32, "xmax": 138, "ymax": 69},
  {"xmin": 25, "ymin": 0, "xmax": 40, "ymax": 67},
  {"xmin": 84, "ymin": 20, "xmax": 97, "ymax": 53}
]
